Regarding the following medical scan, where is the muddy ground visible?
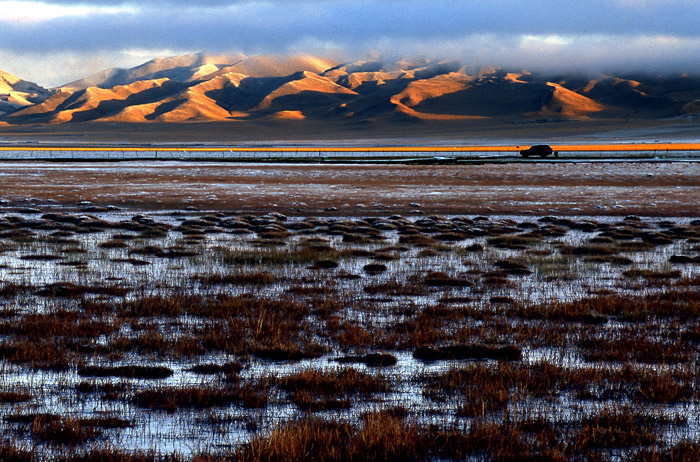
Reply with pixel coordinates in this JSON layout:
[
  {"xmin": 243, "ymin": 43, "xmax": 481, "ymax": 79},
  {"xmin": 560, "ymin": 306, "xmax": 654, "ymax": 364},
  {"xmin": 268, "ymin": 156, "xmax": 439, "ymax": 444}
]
[{"xmin": 0, "ymin": 161, "xmax": 698, "ymax": 217}]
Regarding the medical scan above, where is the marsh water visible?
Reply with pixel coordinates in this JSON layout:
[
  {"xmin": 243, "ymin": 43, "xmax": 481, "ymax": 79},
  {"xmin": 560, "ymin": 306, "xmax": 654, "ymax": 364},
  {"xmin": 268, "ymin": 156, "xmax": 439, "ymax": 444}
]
[{"xmin": 0, "ymin": 205, "xmax": 699, "ymax": 458}]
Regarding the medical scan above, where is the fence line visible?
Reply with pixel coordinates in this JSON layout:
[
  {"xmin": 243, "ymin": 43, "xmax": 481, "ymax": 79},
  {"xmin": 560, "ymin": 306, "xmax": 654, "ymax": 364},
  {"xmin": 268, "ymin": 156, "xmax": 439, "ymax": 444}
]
[{"xmin": 0, "ymin": 145, "xmax": 699, "ymax": 161}]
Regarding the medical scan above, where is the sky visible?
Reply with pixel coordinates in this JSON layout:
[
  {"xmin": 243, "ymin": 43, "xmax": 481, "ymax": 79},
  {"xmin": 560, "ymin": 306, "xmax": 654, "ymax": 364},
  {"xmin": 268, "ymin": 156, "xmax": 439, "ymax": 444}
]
[{"xmin": 2, "ymin": 0, "xmax": 700, "ymax": 87}]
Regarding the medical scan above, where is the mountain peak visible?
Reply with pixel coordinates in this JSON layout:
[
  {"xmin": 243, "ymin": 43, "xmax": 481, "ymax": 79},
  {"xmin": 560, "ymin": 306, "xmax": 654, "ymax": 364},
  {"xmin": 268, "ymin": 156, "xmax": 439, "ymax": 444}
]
[
  {"xmin": 0, "ymin": 69, "xmax": 21, "ymax": 88},
  {"xmin": 0, "ymin": 69, "xmax": 50, "ymax": 116},
  {"xmin": 3, "ymin": 53, "xmax": 700, "ymax": 124}
]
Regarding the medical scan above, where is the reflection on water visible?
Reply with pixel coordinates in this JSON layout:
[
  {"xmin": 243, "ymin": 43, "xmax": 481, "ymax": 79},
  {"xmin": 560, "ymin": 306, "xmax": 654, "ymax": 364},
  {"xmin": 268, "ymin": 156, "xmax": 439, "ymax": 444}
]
[{"xmin": 0, "ymin": 209, "xmax": 699, "ymax": 456}]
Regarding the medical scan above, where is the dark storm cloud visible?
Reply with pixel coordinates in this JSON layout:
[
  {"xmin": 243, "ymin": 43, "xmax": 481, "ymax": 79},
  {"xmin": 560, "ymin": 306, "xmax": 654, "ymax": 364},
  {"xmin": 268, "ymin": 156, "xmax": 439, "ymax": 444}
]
[
  {"xmin": 3, "ymin": 0, "xmax": 700, "ymax": 51},
  {"xmin": 3, "ymin": 0, "xmax": 700, "ymax": 86}
]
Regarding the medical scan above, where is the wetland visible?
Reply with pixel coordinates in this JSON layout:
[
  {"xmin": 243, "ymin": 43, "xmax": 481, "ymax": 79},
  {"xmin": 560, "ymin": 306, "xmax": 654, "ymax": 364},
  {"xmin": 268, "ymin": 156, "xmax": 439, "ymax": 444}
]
[
  {"xmin": 0, "ymin": 159, "xmax": 696, "ymax": 460},
  {"xmin": 0, "ymin": 204, "xmax": 698, "ymax": 460}
]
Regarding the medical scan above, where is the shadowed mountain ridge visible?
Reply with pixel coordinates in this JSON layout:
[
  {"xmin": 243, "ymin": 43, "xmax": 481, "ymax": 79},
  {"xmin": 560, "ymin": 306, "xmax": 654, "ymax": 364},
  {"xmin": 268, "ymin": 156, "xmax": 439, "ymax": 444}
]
[
  {"xmin": 3, "ymin": 54, "xmax": 700, "ymax": 124},
  {"xmin": 0, "ymin": 70, "xmax": 51, "ymax": 117}
]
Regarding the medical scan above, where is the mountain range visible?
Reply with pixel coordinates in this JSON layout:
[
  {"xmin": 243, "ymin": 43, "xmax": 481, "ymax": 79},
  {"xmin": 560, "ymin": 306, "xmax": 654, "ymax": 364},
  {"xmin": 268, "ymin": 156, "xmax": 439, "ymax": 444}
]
[
  {"xmin": 0, "ymin": 69, "xmax": 51, "ymax": 118},
  {"xmin": 2, "ymin": 53, "xmax": 700, "ymax": 125}
]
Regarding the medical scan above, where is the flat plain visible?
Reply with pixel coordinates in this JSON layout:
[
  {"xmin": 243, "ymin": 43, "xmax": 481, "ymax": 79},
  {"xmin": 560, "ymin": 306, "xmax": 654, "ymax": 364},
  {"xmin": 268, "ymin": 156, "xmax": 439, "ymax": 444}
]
[
  {"xmin": 0, "ymin": 152, "xmax": 697, "ymax": 460},
  {"xmin": 0, "ymin": 160, "xmax": 697, "ymax": 217},
  {"xmin": 6, "ymin": 22, "xmax": 700, "ymax": 462}
]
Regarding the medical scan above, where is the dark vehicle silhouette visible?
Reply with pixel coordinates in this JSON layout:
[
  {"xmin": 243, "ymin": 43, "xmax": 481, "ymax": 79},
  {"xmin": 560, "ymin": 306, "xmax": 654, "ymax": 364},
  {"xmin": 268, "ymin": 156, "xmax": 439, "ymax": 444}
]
[{"xmin": 519, "ymin": 145, "xmax": 556, "ymax": 158}]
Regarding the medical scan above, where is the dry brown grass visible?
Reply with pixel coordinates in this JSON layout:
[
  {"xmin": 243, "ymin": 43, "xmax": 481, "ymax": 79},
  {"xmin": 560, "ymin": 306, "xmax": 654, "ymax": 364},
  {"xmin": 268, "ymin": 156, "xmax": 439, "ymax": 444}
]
[
  {"xmin": 0, "ymin": 339, "xmax": 71, "ymax": 370},
  {"xmin": 194, "ymin": 270, "xmax": 278, "ymax": 285},
  {"xmin": 77, "ymin": 365, "xmax": 174, "ymax": 379},
  {"xmin": 134, "ymin": 382, "xmax": 269, "ymax": 412},
  {"xmin": 277, "ymin": 367, "xmax": 390, "ymax": 397},
  {"xmin": 0, "ymin": 204, "xmax": 698, "ymax": 458},
  {"xmin": 235, "ymin": 413, "xmax": 425, "ymax": 462},
  {"xmin": 29, "ymin": 415, "xmax": 101, "ymax": 445}
]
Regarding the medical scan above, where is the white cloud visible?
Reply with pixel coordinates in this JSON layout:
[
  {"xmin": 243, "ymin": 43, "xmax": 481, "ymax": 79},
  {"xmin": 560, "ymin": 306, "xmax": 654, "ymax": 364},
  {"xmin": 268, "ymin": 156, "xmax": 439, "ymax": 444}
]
[
  {"xmin": 617, "ymin": 0, "xmax": 691, "ymax": 6},
  {"xmin": 3, "ymin": 0, "xmax": 700, "ymax": 85},
  {"xmin": 6, "ymin": 32, "xmax": 700, "ymax": 88},
  {"xmin": 0, "ymin": 1, "xmax": 137, "ymax": 23},
  {"xmin": 120, "ymin": 48, "xmax": 196, "ymax": 60},
  {"xmin": 361, "ymin": 33, "xmax": 700, "ymax": 75},
  {"xmin": 0, "ymin": 49, "xmax": 181, "ymax": 87},
  {"xmin": 522, "ymin": 35, "xmax": 575, "ymax": 47}
]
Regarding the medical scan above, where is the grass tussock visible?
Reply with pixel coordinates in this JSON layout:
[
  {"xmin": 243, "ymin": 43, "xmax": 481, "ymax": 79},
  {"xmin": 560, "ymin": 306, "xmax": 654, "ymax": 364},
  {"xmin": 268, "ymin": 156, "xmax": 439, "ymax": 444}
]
[
  {"xmin": 521, "ymin": 289, "xmax": 700, "ymax": 322},
  {"xmin": 421, "ymin": 271, "xmax": 472, "ymax": 287},
  {"xmin": 580, "ymin": 331, "xmax": 692, "ymax": 364},
  {"xmin": 569, "ymin": 407, "xmax": 660, "ymax": 451},
  {"xmin": 29, "ymin": 415, "xmax": 100, "ymax": 445},
  {"xmin": 560, "ymin": 244, "xmax": 616, "ymax": 256},
  {"xmin": 623, "ymin": 268, "xmax": 682, "ymax": 279},
  {"xmin": 187, "ymin": 362, "xmax": 243, "ymax": 375},
  {"xmin": 77, "ymin": 365, "xmax": 173, "ymax": 379},
  {"xmin": 0, "ymin": 339, "xmax": 71, "ymax": 370},
  {"xmin": 36, "ymin": 282, "xmax": 129, "ymax": 298},
  {"xmin": 0, "ymin": 210, "xmax": 698, "ymax": 457},
  {"xmin": 0, "ymin": 311, "xmax": 121, "ymax": 338},
  {"xmin": 0, "ymin": 389, "xmax": 32, "ymax": 403},
  {"xmin": 194, "ymin": 270, "xmax": 278, "ymax": 286},
  {"xmin": 235, "ymin": 412, "xmax": 574, "ymax": 462},
  {"xmin": 278, "ymin": 368, "xmax": 390, "ymax": 397},
  {"xmin": 236, "ymin": 414, "xmax": 424, "ymax": 462},
  {"xmin": 219, "ymin": 243, "xmax": 338, "ymax": 266},
  {"xmin": 0, "ymin": 443, "xmax": 33, "ymax": 462},
  {"xmin": 414, "ymin": 344, "xmax": 522, "ymax": 362},
  {"xmin": 134, "ymin": 382, "xmax": 268, "ymax": 412},
  {"xmin": 487, "ymin": 235, "xmax": 541, "ymax": 249}
]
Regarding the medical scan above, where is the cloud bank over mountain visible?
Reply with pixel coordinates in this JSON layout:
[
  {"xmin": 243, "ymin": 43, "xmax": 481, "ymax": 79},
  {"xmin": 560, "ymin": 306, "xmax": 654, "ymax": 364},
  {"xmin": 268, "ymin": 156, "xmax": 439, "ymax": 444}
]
[
  {"xmin": 2, "ymin": 0, "xmax": 700, "ymax": 87},
  {"xmin": 3, "ymin": 53, "xmax": 700, "ymax": 125}
]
